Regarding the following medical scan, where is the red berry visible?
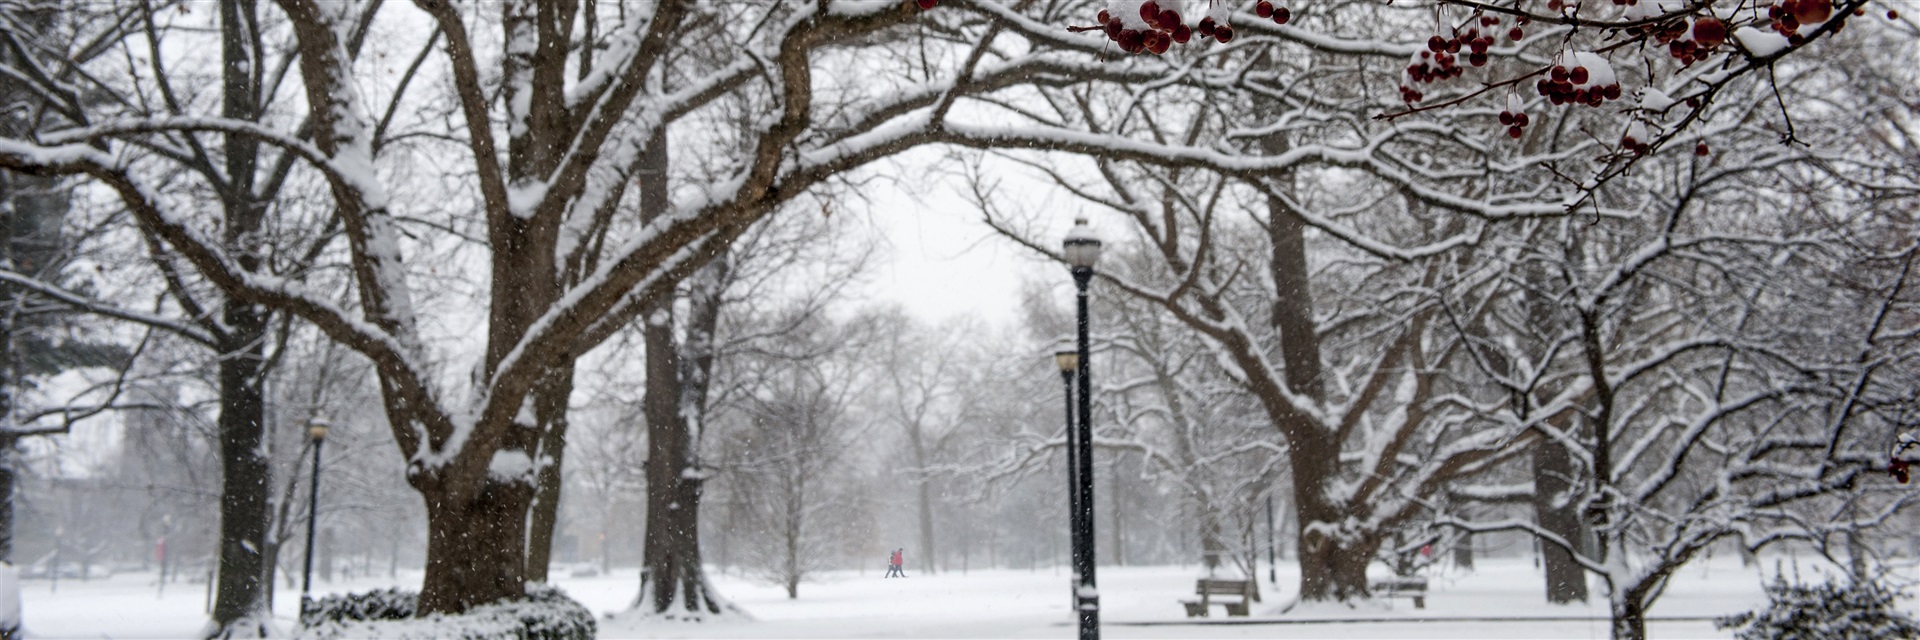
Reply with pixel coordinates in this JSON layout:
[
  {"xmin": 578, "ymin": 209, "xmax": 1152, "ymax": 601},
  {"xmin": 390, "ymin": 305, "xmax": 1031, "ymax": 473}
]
[
  {"xmin": 1257, "ymin": 1, "xmax": 1274, "ymax": 18},
  {"xmin": 1513, "ymin": 112, "xmax": 1529, "ymax": 127},
  {"xmin": 1890, "ymin": 10, "xmax": 1900, "ymax": 20},
  {"xmin": 1429, "ymin": 36, "xmax": 1447, "ymax": 52},
  {"xmin": 1097, "ymin": 9, "xmax": 1110, "ymax": 23},
  {"xmin": 1274, "ymin": 7, "xmax": 1290, "ymax": 24},
  {"xmin": 1693, "ymin": 18, "xmax": 1727, "ymax": 47},
  {"xmin": 1161, "ymin": 9, "xmax": 1180, "ymax": 27},
  {"xmin": 1469, "ymin": 52, "xmax": 1488, "ymax": 66},
  {"xmin": 1141, "ymin": 2, "xmax": 1160, "ymax": 23},
  {"xmin": 1508, "ymin": 125, "xmax": 1524, "ymax": 139},
  {"xmin": 1197, "ymin": 18, "xmax": 1216, "ymax": 36},
  {"xmin": 1793, "ymin": 0, "xmax": 1831, "ymax": 24},
  {"xmin": 1694, "ymin": 142, "xmax": 1709, "ymax": 156},
  {"xmin": 916, "ymin": 0, "xmax": 936, "ymax": 8},
  {"xmin": 1171, "ymin": 24, "xmax": 1192, "ymax": 43},
  {"xmin": 1214, "ymin": 26, "xmax": 1235, "ymax": 42},
  {"xmin": 1509, "ymin": 27, "xmax": 1524, "ymax": 40},
  {"xmin": 1569, "ymin": 66, "xmax": 1589, "ymax": 84},
  {"xmin": 1499, "ymin": 112, "xmax": 1515, "ymax": 125}
]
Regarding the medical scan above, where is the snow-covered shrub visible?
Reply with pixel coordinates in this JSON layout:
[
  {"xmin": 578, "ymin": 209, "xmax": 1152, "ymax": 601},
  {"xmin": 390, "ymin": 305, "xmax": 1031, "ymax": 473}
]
[
  {"xmin": 299, "ymin": 585, "xmax": 593, "ymax": 640},
  {"xmin": 1716, "ymin": 571, "xmax": 1920, "ymax": 640},
  {"xmin": 301, "ymin": 587, "xmax": 418, "ymax": 627}
]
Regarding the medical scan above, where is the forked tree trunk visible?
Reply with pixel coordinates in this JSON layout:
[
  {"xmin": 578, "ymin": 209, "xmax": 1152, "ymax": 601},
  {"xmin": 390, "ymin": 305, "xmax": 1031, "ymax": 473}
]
[
  {"xmin": 631, "ymin": 124, "xmax": 727, "ymax": 616},
  {"xmin": 637, "ymin": 307, "xmax": 719, "ymax": 614},
  {"xmin": 418, "ymin": 479, "xmax": 536, "ymax": 613},
  {"xmin": 525, "ymin": 369, "xmax": 575, "ymax": 583}
]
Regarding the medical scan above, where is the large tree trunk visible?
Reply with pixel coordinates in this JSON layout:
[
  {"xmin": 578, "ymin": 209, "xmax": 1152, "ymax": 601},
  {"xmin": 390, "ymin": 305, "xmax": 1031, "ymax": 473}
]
[
  {"xmin": 208, "ymin": 1, "xmax": 275, "ymax": 633},
  {"xmin": 1533, "ymin": 434, "xmax": 1591, "ymax": 604},
  {"xmin": 1290, "ymin": 425, "xmax": 1376, "ymax": 601},
  {"xmin": 209, "ymin": 305, "xmax": 271, "ymax": 635},
  {"xmin": 418, "ymin": 479, "xmax": 537, "ymax": 612}
]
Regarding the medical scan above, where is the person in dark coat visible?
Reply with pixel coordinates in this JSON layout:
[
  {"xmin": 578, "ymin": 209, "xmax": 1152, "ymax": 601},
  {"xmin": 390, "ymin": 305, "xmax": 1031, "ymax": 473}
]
[{"xmin": 886, "ymin": 548, "xmax": 905, "ymax": 577}]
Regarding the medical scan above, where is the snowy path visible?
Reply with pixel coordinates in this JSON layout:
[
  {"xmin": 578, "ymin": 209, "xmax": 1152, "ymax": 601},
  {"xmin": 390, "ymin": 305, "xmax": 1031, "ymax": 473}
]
[{"xmin": 15, "ymin": 555, "xmax": 1857, "ymax": 638}]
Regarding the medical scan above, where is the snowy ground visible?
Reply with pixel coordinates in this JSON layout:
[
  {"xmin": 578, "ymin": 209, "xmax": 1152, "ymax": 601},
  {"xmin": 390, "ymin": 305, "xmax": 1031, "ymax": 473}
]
[{"xmin": 15, "ymin": 555, "xmax": 1895, "ymax": 639}]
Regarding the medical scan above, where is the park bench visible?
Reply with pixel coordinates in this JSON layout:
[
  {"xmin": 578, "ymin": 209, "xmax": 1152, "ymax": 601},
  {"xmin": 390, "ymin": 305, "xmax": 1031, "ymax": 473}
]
[
  {"xmin": 1180, "ymin": 578, "xmax": 1259, "ymax": 617},
  {"xmin": 1368, "ymin": 576, "xmax": 1429, "ymax": 609}
]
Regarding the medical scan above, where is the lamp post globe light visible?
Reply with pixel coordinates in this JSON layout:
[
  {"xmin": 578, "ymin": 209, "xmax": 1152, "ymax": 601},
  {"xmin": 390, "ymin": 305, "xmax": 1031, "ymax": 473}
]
[
  {"xmin": 1062, "ymin": 217, "xmax": 1101, "ymax": 640},
  {"xmin": 301, "ymin": 417, "xmax": 330, "ymax": 622}
]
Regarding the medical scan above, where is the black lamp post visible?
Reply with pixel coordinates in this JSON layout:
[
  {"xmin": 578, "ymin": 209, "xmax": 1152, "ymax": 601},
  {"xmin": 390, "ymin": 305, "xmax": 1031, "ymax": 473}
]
[
  {"xmin": 300, "ymin": 418, "xmax": 329, "ymax": 621},
  {"xmin": 1267, "ymin": 494, "xmax": 1278, "ymax": 586},
  {"xmin": 1053, "ymin": 341, "xmax": 1079, "ymax": 606},
  {"xmin": 1062, "ymin": 217, "xmax": 1102, "ymax": 640}
]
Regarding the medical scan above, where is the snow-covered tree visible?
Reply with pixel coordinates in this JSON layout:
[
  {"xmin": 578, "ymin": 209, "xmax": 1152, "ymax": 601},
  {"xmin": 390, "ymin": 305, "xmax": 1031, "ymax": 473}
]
[{"xmin": 0, "ymin": 0, "xmax": 1895, "ymax": 620}]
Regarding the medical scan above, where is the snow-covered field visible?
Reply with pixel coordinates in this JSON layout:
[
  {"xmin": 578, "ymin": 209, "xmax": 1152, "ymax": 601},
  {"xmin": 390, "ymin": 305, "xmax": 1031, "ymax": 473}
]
[{"xmin": 15, "ymin": 555, "xmax": 1893, "ymax": 639}]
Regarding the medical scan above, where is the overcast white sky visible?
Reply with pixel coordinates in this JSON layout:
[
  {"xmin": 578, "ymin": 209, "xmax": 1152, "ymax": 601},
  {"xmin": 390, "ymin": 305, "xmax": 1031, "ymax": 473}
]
[{"xmin": 853, "ymin": 151, "xmax": 1101, "ymax": 331}]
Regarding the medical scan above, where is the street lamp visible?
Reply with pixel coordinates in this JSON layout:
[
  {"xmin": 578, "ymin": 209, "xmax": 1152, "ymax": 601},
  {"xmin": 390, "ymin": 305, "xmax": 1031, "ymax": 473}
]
[
  {"xmin": 300, "ymin": 417, "xmax": 330, "ymax": 622},
  {"xmin": 1062, "ymin": 217, "xmax": 1102, "ymax": 640},
  {"xmin": 1053, "ymin": 340, "xmax": 1080, "ymax": 607}
]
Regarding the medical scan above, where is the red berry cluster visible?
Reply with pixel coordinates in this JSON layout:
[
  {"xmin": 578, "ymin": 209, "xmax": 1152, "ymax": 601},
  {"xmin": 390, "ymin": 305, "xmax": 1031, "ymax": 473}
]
[
  {"xmin": 1620, "ymin": 120, "xmax": 1653, "ymax": 155},
  {"xmin": 1192, "ymin": 15, "xmax": 1233, "ymax": 43},
  {"xmin": 1536, "ymin": 52, "xmax": 1621, "ymax": 107},
  {"xmin": 1088, "ymin": 2, "xmax": 1225, "ymax": 55},
  {"xmin": 1770, "ymin": 0, "xmax": 1833, "ymax": 35},
  {"xmin": 1642, "ymin": 16, "xmax": 1728, "ymax": 65},
  {"xmin": 1455, "ymin": 15, "xmax": 1508, "ymax": 67},
  {"xmin": 1892, "ymin": 458, "xmax": 1911, "ymax": 484},
  {"xmin": 1254, "ymin": 1, "xmax": 1291, "ymax": 26},
  {"xmin": 1399, "ymin": 44, "xmax": 1462, "ymax": 103},
  {"xmin": 1498, "ymin": 93, "xmax": 1531, "ymax": 139}
]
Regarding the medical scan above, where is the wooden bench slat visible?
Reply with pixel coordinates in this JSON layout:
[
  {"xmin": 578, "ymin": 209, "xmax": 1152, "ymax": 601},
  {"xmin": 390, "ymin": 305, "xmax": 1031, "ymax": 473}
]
[{"xmin": 1185, "ymin": 578, "xmax": 1258, "ymax": 618}]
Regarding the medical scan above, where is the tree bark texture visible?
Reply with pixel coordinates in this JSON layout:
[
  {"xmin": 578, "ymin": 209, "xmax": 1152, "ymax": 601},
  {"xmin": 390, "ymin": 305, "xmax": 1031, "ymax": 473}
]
[
  {"xmin": 209, "ymin": 0, "xmax": 277, "ymax": 633},
  {"xmin": 525, "ymin": 368, "xmax": 575, "ymax": 583},
  {"xmin": 1289, "ymin": 423, "xmax": 1379, "ymax": 601},
  {"xmin": 417, "ymin": 478, "xmax": 537, "ymax": 613},
  {"xmin": 633, "ymin": 126, "xmax": 727, "ymax": 617},
  {"xmin": 1532, "ymin": 433, "xmax": 1591, "ymax": 604}
]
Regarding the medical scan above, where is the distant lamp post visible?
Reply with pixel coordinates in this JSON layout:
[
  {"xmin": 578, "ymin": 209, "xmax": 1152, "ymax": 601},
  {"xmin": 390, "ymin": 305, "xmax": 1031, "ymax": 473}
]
[
  {"xmin": 1053, "ymin": 340, "xmax": 1079, "ymax": 608},
  {"xmin": 300, "ymin": 418, "xmax": 330, "ymax": 621},
  {"xmin": 1062, "ymin": 217, "xmax": 1102, "ymax": 640}
]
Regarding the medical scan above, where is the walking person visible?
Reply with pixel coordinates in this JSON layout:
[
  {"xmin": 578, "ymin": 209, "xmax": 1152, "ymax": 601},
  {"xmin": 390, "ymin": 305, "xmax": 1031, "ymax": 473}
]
[
  {"xmin": 894, "ymin": 548, "xmax": 907, "ymax": 577},
  {"xmin": 886, "ymin": 548, "xmax": 905, "ymax": 578}
]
